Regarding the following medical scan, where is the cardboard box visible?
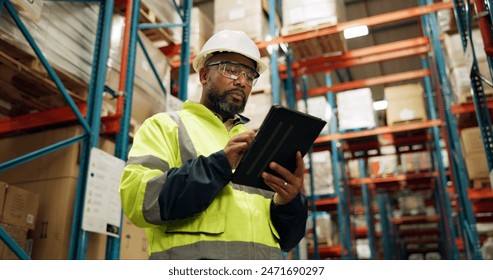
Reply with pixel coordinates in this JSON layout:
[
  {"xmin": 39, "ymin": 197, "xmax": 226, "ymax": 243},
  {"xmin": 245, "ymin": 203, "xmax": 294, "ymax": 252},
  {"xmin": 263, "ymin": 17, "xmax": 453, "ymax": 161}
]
[
  {"xmin": 15, "ymin": 177, "xmax": 78, "ymax": 259},
  {"xmin": 0, "ymin": 184, "xmax": 39, "ymax": 230},
  {"xmin": 213, "ymin": 0, "xmax": 271, "ymax": 42},
  {"xmin": 282, "ymin": 0, "xmax": 345, "ymax": 33},
  {"xmin": 461, "ymin": 127, "xmax": 486, "ymax": 155},
  {"xmin": 0, "ymin": 223, "xmax": 29, "ymax": 260},
  {"xmin": 464, "ymin": 151, "xmax": 489, "ymax": 180},
  {"xmin": 385, "ymin": 83, "xmax": 428, "ymax": 125},
  {"xmin": 15, "ymin": 177, "xmax": 111, "ymax": 259},
  {"xmin": 120, "ymin": 215, "xmax": 148, "ymax": 260},
  {"xmin": 0, "ymin": 126, "xmax": 115, "ymax": 184}
]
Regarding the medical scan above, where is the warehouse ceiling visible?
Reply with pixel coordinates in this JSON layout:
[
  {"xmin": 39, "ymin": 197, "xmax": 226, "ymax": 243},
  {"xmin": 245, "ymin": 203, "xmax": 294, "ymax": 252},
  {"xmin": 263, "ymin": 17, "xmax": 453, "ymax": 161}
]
[{"xmin": 189, "ymin": 0, "xmax": 443, "ymax": 102}]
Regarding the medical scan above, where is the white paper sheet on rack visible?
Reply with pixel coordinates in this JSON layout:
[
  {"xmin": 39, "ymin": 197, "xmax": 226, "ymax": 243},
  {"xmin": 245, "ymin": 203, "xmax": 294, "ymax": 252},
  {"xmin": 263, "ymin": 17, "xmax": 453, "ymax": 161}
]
[{"xmin": 82, "ymin": 147, "xmax": 125, "ymax": 237}]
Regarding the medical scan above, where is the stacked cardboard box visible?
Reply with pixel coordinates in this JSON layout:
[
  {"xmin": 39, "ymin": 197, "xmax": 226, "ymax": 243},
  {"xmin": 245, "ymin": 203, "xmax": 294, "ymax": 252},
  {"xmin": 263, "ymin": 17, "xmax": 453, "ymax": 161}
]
[
  {"xmin": 281, "ymin": 0, "xmax": 345, "ymax": 35},
  {"xmin": 0, "ymin": 2, "xmax": 100, "ymax": 85},
  {"xmin": 0, "ymin": 182, "xmax": 39, "ymax": 259},
  {"xmin": 442, "ymin": 29, "xmax": 493, "ymax": 103},
  {"xmin": 400, "ymin": 152, "xmax": 432, "ymax": 173},
  {"xmin": 460, "ymin": 127, "xmax": 490, "ymax": 180},
  {"xmin": 384, "ymin": 83, "xmax": 428, "ymax": 125},
  {"xmin": 214, "ymin": 0, "xmax": 270, "ymax": 42},
  {"xmin": 106, "ymin": 14, "xmax": 171, "ymax": 130},
  {"xmin": 303, "ymin": 151, "xmax": 334, "ymax": 196},
  {"xmin": 189, "ymin": 7, "xmax": 214, "ymax": 57},
  {"xmin": 0, "ymin": 125, "xmax": 148, "ymax": 259}
]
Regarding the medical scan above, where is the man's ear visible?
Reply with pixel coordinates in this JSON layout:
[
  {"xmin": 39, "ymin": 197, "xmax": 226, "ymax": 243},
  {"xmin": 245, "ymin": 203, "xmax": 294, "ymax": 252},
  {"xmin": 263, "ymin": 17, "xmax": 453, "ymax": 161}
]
[{"xmin": 199, "ymin": 67, "xmax": 209, "ymax": 85}]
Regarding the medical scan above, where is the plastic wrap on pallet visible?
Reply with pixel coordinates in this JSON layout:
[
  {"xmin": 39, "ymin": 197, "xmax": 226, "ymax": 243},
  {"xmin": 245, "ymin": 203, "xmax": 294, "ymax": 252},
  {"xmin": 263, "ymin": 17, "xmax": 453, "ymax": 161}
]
[
  {"xmin": 281, "ymin": 0, "xmax": 345, "ymax": 34},
  {"xmin": 336, "ymin": 88, "xmax": 376, "ymax": 131},
  {"xmin": 213, "ymin": 0, "xmax": 271, "ymax": 42},
  {"xmin": 296, "ymin": 96, "xmax": 331, "ymax": 135},
  {"xmin": 189, "ymin": 7, "xmax": 214, "ymax": 57},
  {"xmin": 106, "ymin": 14, "xmax": 171, "ymax": 126},
  {"xmin": 243, "ymin": 92, "xmax": 273, "ymax": 130},
  {"xmin": 0, "ymin": 2, "xmax": 99, "ymax": 85},
  {"xmin": 303, "ymin": 151, "xmax": 334, "ymax": 196}
]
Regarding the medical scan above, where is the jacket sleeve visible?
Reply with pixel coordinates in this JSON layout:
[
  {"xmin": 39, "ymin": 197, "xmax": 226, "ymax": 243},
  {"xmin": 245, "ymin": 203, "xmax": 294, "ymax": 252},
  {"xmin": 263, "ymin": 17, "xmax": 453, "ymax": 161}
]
[
  {"xmin": 158, "ymin": 150, "xmax": 233, "ymax": 220},
  {"xmin": 270, "ymin": 193, "xmax": 308, "ymax": 252},
  {"xmin": 120, "ymin": 114, "xmax": 233, "ymax": 227}
]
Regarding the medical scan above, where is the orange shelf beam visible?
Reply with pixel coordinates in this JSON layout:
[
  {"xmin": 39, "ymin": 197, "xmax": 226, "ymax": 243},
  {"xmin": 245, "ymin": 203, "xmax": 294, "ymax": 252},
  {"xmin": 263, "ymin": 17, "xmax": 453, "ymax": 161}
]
[
  {"xmin": 282, "ymin": 37, "xmax": 429, "ymax": 72},
  {"xmin": 293, "ymin": 44, "xmax": 430, "ymax": 76},
  {"xmin": 348, "ymin": 171, "xmax": 439, "ymax": 185},
  {"xmin": 468, "ymin": 187, "xmax": 493, "ymax": 200},
  {"xmin": 256, "ymin": 1, "xmax": 453, "ymax": 48},
  {"xmin": 399, "ymin": 228, "xmax": 440, "ymax": 236},
  {"xmin": 309, "ymin": 244, "xmax": 343, "ymax": 259},
  {"xmin": 451, "ymin": 100, "xmax": 493, "ymax": 114},
  {"xmin": 314, "ymin": 119, "xmax": 443, "ymax": 144},
  {"xmin": 303, "ymin": 69, "xmax": 431, "ymax": 97},
  {"xmin": 391, "ymin": 214, "xmax": 441, "ymax": 225},
  {"xmin": 0, "ymin": 103, "xmax": 87, "ymax": 136},
  {"xmin": 313, "ymin": 196, "xmax": 339, "ymax": 212}
]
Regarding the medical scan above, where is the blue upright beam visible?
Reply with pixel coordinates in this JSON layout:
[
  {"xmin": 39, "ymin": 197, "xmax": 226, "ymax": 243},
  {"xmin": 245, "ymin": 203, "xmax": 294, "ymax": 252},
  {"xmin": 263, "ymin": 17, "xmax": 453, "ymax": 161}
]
[
  {"xmin": 377, "ymin": 194, "xmax": 394, "ymax": 259},
  {"xmin": 300, "ymin": 75, "xmax": 320, "ymax": 260},
  {"xmin": 69, "ymin": 0, "xmax": 114, "ymax": 260},
  {"xmin": 420, "ymin": 0, "xmax": 483, "ymax": 259},
  {"xmin": 0, "ymin": 227, "xmax": 30, "ymax": 260},
  {"xmin": 325, "ymin": 73, "xmax": 353, "ymax": 259},
  {"xmin": 284, "ymin": 50, "xmax": 296, "ymax": 109},
  {"xmin": 177, "ymin": 0, "xmax": 192, "ymax": 101},
  {"xmin": 269, "ymin": 0, "xmax": 281, "ymax": 105},
  {"xmin": 359, "ymin": 159, "xmax": 376, "ymax": 259}
]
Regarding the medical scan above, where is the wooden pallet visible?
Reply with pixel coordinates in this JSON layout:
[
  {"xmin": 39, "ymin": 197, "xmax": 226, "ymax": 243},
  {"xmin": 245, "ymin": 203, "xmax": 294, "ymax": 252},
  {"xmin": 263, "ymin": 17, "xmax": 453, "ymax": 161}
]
[
  {"xmin": 139, "ymin": 2, "xmax": 178, "ymax": 45},
  {"xmin": 289, "ymin": 32, "xmax": 347, "ymax": 60},
  {"xmin": 472, "ymin": 178, "xmax": 491, "ymax": 190},
  {"xmin": 0, "ymin": 37, "xmax": 88, "ymax": 117}
]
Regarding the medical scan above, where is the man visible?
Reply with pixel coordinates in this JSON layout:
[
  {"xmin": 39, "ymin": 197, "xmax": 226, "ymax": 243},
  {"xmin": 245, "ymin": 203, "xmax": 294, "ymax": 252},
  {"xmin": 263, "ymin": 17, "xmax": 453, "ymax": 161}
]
[{"xmin": 120, "ymin": 30, "xmax": 308, "ymax": 260}]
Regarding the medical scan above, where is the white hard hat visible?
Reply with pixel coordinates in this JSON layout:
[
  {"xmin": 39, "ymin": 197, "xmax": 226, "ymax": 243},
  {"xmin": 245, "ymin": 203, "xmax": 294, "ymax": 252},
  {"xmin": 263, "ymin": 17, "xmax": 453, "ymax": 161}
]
[{"xmin": 192, "ymin": 29, "xmax": 267, "ymax": 74}]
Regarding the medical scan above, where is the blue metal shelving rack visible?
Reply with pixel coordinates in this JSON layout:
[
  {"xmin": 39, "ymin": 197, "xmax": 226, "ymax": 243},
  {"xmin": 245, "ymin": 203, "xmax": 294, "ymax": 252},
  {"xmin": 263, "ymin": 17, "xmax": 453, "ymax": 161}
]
[
  {"xmin": 325, "ymin": 72, "xmax": 354, "ymax": 259},
  {"xmin": 112, "ymin": 0, "xmax": 192, "ymax": 259},
  {"xmin": 0, "ymin": 0, "xmax": 114, "ymax": 259},
  {"xmin": 420, "ymin": 0, "xmax": 484, "ymax": 259}
]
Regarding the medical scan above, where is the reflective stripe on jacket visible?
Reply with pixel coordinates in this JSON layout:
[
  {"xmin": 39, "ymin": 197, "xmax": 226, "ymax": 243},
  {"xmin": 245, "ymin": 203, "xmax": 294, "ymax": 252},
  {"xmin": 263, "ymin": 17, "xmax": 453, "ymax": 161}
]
[{"xmin": 120, "ymin": 101, "xmax": 289, "ymax": 259}]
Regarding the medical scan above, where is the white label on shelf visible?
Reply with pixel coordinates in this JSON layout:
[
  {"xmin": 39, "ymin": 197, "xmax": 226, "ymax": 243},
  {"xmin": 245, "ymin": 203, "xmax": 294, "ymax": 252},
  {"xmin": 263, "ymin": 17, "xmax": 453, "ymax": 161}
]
[{"xmin": 82, "ymin": 147, "xmax": 125, "ymax": 238}]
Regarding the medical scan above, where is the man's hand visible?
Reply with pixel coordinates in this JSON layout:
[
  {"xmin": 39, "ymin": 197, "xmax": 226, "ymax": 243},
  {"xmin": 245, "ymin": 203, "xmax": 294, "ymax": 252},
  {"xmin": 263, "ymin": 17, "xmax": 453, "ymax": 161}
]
[
  {"xmin": 262, "ymin": 151, "xmax": 304, "ymax": 205},
  {"xmin": 224, "ymin": 130, "xmax": 256, "ymax": 169}
]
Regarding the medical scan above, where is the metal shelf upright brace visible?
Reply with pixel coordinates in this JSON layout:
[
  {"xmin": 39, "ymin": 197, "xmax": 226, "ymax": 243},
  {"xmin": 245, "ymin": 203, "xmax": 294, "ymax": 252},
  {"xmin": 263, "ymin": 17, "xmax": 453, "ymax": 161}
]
[
  {"xmin": 0, "ymin": 1, "xmax": 114, "ymax": 259},
  {"xmin": 422, "ymin": 0, "xmax": 482, "ymax": 259},
  {"xmin": 269, "ymin": 0, "xmax": 281, "ymax": 104},
  {"xmin": 113, "ymin": 0, "xmax": 192, "ymax": 259},
  {"xmin": 325, "ymin": 72, "xmax": 353, "ymax": 259}
]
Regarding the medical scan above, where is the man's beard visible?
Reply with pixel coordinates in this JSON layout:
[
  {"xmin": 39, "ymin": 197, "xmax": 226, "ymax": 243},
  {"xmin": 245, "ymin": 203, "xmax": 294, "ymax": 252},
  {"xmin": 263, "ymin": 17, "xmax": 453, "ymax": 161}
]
[{"xmin": 207, "ymin": 88, "xmax": 247, "ymax": 117}]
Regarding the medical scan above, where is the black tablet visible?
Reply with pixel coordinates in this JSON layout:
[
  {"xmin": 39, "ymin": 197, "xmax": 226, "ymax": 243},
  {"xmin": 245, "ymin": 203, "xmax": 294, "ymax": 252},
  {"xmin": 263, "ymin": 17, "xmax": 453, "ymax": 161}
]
[{"xmin": 232, "ymin": 105, "xmax": 327, "ymax": 191}]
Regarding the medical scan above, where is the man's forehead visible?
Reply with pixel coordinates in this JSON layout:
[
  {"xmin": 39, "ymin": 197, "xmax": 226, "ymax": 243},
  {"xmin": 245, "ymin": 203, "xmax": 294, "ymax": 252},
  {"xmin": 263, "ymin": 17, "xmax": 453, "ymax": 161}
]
[{"xmin": 207, "ymin": 52, "xmax": 255, "ymax": 67}]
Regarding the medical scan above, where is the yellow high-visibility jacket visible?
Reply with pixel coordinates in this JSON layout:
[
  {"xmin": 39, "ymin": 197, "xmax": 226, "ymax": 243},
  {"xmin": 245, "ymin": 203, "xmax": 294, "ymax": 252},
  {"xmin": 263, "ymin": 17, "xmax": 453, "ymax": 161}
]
[{"xmin": 120, "ymin": 101, "xmax": 307, "ymax": 259}]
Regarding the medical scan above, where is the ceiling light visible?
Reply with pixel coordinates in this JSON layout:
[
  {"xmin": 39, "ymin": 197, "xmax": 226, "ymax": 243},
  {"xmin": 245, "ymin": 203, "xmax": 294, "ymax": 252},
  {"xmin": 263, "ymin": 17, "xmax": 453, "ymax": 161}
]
[
  {"xmin": 343, "ymin": 25, "xmax": 369, "ymax": 39},
  {"xmin": 373, "ymin": 100, "xmax": 388, "ymax": 111}
]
